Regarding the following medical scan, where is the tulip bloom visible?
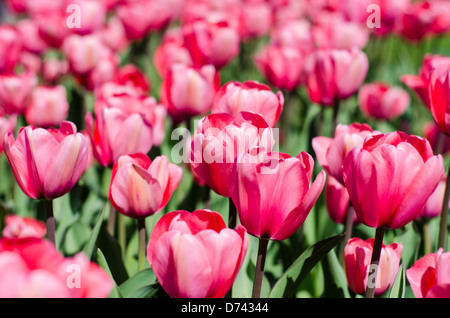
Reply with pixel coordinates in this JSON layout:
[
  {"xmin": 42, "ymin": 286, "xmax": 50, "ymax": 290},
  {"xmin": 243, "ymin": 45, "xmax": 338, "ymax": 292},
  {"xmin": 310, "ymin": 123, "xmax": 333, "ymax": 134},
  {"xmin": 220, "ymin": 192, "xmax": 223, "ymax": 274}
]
[
  {"xmin": 147, "ymin": 210, "xmax": 248, "ymax": 298},
  {"xmin": 358, "ymin": 83, "xmax": 410, "ymax": 120},
  {"xmin": 4, "ymin": 121, "xmax": 89, "ymax": 200},
  {"xmin": 0, "ymin": 72, "xmax": 37, "ymax": 115},
  {"xmin": 306, "ymin": 47, "xmax": 369, "ymax": 106},
  {"xmin": 416, "ymin": 176, "xmax": 447, "ymax": 221},
  {"xmin": 190, "ymin": 111, "xmax": 274, "ymax": 198},
  {"xmin": 344, "ymin": 237, "xmax": 403, "ymax": 296},
  {"xmin": 160, "ymin": 63, "xmax": 220, "ymax": 124},
  {"xmin": 211, "ymin": 81, "xmax": 284, "ymax": 128},
  {"xmin": 428, "ymin": 66, "xmax": 450, "ymax": 136},
  {"xmin": 343, "ymin": 131, "xmax": 444, "ymax": 229},
  {"xmin": 406, "ymin": 248, "xmax": 450, "ymax": 298},
  {"xmin": 0, "ymin": 25, "xmax": 23, "ymax": 74},
  {"xmin": 312, "ymin": 123, "xmax": 379, "ymax": 186},
  {"xmin": 109, "ymin": 153, "xmax": 182, "ymax": 219},
  {"xmin": 230, "ymin": 151, "xmax": 326, "ymax": 241},
  {"xmin": 325, "ymin": 176, "xmax": 358, "ymax": 225},
  {"xmin": 0, "ymin": 115, "xmax": 16, "ymax": 153},
  {"xmin": 0, "ymin": 237, "xmax": 113, "ymax": 298},
  {"xmin": 2, "ymin": 215, "xmax": 46, "ymax": 239}
]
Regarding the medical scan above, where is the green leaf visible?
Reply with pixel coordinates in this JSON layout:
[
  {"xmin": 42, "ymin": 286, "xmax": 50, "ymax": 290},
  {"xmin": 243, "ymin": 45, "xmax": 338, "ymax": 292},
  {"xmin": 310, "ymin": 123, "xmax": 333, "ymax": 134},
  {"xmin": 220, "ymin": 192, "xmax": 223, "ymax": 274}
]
[
  {"xmin": 269, "ymin": 234, "xmax": 345, "ymax": 298},
  {"xmin": 83, "ymin": 202, "xmax": 109, "ymax": 259},
  {"xmin": 389, "ymin": 263, "xmax": 405, "ymax": 298},
  {"xmin": 321, "ymin": 248, "xmax": 351, "ymax": 298},
  {"xmin": 96, "ymin": 248, "xmax": 123, "ymax": 298},
  {"xmin": 119, "ymin": 268, "xmax": 168, "ymax": 298}
]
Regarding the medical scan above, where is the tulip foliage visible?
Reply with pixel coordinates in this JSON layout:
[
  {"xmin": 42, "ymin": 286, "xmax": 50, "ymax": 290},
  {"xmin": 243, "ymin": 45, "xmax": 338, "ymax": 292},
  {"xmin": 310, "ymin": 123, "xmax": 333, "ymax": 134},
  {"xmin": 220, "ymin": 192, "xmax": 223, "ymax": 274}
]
[{"xmin": 0, "ymin": 0, "xmax": 450, "ymax": 300}]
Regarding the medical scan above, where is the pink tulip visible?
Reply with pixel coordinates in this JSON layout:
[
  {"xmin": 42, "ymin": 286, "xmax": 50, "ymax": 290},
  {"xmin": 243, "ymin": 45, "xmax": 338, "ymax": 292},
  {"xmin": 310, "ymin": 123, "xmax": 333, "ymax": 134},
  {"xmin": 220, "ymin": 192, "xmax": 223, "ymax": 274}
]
[
  {"xmin": 80, "ymin": 48, "xmax": 119, "ymax": 91},
  {"xmin": 109, "ymin": 153, "xmax": 182, "ymax": 219},
  {"xmin": 5, "ymin": 0, "xmax": 27, "ymax": 13},
  {"xmin": 306, "ymin": 47, "xmax": 369, "ymax": 106},
  {"xmin": 4, "ymin": 121, "xmax": 89, "ymax": 200},
  {"xmin": 160, "ymin": 63, "xmax": 220, "ymax": 124},
  {"xmin": 344, "ymin": 237, "xmax": 403, "ymax": 296},
  {"xmin": 24, "ymin": 85, "xmax": 69, "ymax": 128},
  {"xmin": 0, "ymin": 25, "xmax": 23, "ymax": 74},
  {"xmin": 190, "ymin": 111, "xmax": 274, "ymax": 198},
  {"xmin": 98, "ymin": 16, "xmax": 129, "ymax": 53},
  {"xmin": 211, "ymin": 81, "xmax": 284, "ymax": 128},
  {"xmin": 401, "ymin": 54, "xmax": 450, "ymax": 109},
  {"xmin": 238, "ymin": 1, "xmax": 273, "ymax": 39},
  {"xmin": 358, "ymin": 82, "xmax": 410, "ymax": 120},
  {"xmin": 0, "ymin": 115, "xmax": 16, "ymax": 153},
  {"xmin": 423, "ymin": 121, "xmax": 450, "ymax": 155},
  {"xmin": 2, "ymin": 215, "xmax": 46, "ymax": 239},
  {"xmin": 85, "ymin": 107, "xmax": 153, "ymax": 168},
  {"xmin": 16, "ymin": 19, "xmax": 47, "ymax": 55},
  {"xmin": 147, "ymin": 209, "xmax": 248, "ymax": 298},
  {"xmin": 312, "ymin": 123, "xmax": 379, "ymax": 186},
  {"xmin": 33, "ymin": 8, "xmax": 69, "ymax": 48},
  {"xmin": 183, "ymin": 19, "xmax": 241, "ymax": 69},
  {"xmin": 0, "ymin": 72, "xmax": 37, "ymax": 115},
  {"xmin": 416, "ymin": 176, "xmax": 447, "ymax": 220},
  {"xmin": 343, "ymin": 131, "xmax": 444, "ymax": 229},
  {"xmin": 270, "ymin": 20, "xmax": 314, "ymax": 53},
  {"xmin": 230, "ymin": 151, "xmax": 326, "ymax": 241},
  {"xmin": 42, "ymin": 58, "xmax": 69, "ymax": 84},
  {"xmin": 113, "ymin": 64, "xmax": 151, "ymax": 94},
  {"xmin": 254, "ymin": 43, "xmax": 309, "ymax": 91},
  {"xmin": 325, "ymin": 176, "xmax": 358, "ymax": 225},
  {"xmin": 428, "ymin": 66, "xmax": 450, "ymax": 136},
  {"xmin": 0, "ymin": 237, "xmax": 113, "ymax": 298},
  {"xmin": 63, "ymin": 0, "xmax": 107, "ymax": 35},
  {"xmin": 406, "ymin": 248, "xmax": 450, "ymax": 298}
]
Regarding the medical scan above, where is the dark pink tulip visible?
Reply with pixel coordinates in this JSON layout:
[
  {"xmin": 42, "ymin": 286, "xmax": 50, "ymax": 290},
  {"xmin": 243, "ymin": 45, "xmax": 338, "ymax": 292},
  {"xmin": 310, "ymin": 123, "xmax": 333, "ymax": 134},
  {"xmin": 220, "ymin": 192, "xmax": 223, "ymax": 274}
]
[
  {"xmin": 406, "ymin": 248, "xmax": 450, "ymax": 298},
  {"xmin": 190, "ymin": 111, "xmax": 274, "ymax": 198},
  {"xmin": 0, "ymin": 25, "xmax": 23, "ymax": 74},
  {"xmin": 0, "ymin": 115, "xmax": 16, "ymax": 153},
  {"xmin": 113, "ymin": 64, "xmax": 151, "ymax": 94},
  {"xmin": 160, "ymin": 63, "xmax": 220, "ymax": 124},
  {"xmin": 312, "ymin": 123, "xmax": 379, "ymax": 186},
  {"xmin": 85, "ymin": 107, "xmax": 153, "ymax": 168},
  {"xmin": 147, "ymin": 210, "xmax": 248, "ymax": 298},
  {"xmin": 306, "ymin": 47, "xmax": 369, "ymax": 106},
  {"xmin": 24, "ymin": 85, "xmax": 69, "ymax": 128},
  {"xmin": 401, "ymin": 54, "xmax": 450, "ymax": 109},
  {"xmin": 0, "ymin": 72, "xmax": 37, "ymax": 115},
  {"xmin": 0, "ymin": 237, "xmax": 113, "ymax": 298},
  {"xmin": 211, "ymin": 81, "xmax": 284, "ymax": 128},
  {"xmin": 358, "ymin": 82, "xmax": 410, "ymax": 120},
  {"xmin": 183, "ymin": 19, "xmax": 241, "ymax": 70},
  {"xmin": 33, "ymin": 8, "xmax": 69, "ymax": 49},
  {"xmin": 109, "ymin": 153, "xmax": 182, "ymax": 219},
  {"xmin": 230, "ymin": 151, "xmax": 326, "ymax": 241},
  {"xmin": 423, "ymin": 121, "xmax": 450, "ymax": 155},
  {"xmin": 325, "ymin": 176, "xmax": 358, "ymax": 225},
  {"xmin": 428, "ymin": 66, "xmax": 450, "ymax": 136},
  {"xmin": 4, "ymin": 121, "xmax": 89, "ymax": 200},
  {"xmin": 5, "ymin": 0, "xmax": 27, "ymax": 13},
  {"xmin": 344, "ymin": 237, "xmax": 403, "ymax": 296},
  {"xmin": 2, "ymin": 215, "xmax": 46, "ymax": 239},
  {"xmin": 343, "ymin": 131, "xmax": 444, "ymax": 229},
  {"xmin": 254, "ymin": 43, "xmax": 308, "ymax": 91}
]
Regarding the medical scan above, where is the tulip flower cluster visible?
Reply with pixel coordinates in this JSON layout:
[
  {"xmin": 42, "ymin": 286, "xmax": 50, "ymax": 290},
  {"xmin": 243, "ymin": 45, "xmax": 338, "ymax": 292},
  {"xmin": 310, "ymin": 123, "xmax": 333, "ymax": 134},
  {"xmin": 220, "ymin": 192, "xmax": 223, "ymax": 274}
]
[{"xmin": 0, "ymin": 0, "xmax": 449, "ymax": 302}]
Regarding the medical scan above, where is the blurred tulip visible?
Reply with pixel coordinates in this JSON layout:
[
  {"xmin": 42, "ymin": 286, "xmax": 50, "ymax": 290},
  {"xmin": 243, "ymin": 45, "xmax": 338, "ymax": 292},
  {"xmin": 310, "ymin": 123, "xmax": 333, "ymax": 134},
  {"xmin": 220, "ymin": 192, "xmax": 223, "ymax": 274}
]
[
  {"xmin": 4, "ymin": 121, "xmax": 89, "ymax": 200},
  {"xmin": 238, "ymin": 1, "xmax": 273, "ymax": 39},
  {"xmin": 358, "ymin": 82, "xmax": 410, "ymax": 120},
  {"xmin": 0, "ymin": 115, "xmax": 16, "ymax": 153},
  {"xmin": 33, "ymin": 8, "xmax": 69, "ymax": 48},
  {"xmin": 312, "ymin": 123, "xmax": 379, "ymax": 186},
  {"xmin": 16, "ymin": 19, "xmax": 47, "ymax": 54},
  {"xmin": 98, "ymin": 16, "xmax": 129, "ymax": 53},
  {"xmin": 84, "ymin": 107, "xmax": 153, "ymax": 167},
  {"xmin": 325, "ymin": 176, "xmax": 358, "ymax": 225},
  {"xmin": 230, "ymin": 151, "xmax": 326, "ymax": 241},
  {"xmin": 0, "ymin": 237, "xmax": 113, "ymax": 298},
  {"xmin": 344, "ymin": 237, "xmax": 403, "ymax": 296},
  {"xmin": 147, "ymin": 209, "xmax": 248, "ymax": 298},
  {"xmin": 190, "ymin": 111, "xmax": 274, "ymax": 198},
  {"xmin": 160, "ymin": 63, "xmax": 220, "ymax": 124},
  {"xmin": 2, "ymin": 215, "xmax": 46, "ymax": 239},
  {"xmin": 306, "ymin": 47, "xmax": 369, "ymax": 106},
  {"xmin": 211, "ymin": 81, "xmax": 284, "ymax": 127},
  {"xmin": 406, "ymin": 248, "xmax": 450, "ymax": 298},
  {"xmin": 64, "ymin": 0, "xmax": 107, "ymax": 35},
  {"xmin": 0, "ymin": 25, "xmax": 23, "ymax": 74},
  {"xmin": 25, "ymin": 85, "xmax": 69, "ymax": 128},
  {"xmin": 270, "ymin": 19, "xmax": 314, "ymax": 53},
  {"xmin": 109, "ymin": 153, "xmax": 182, "ymax": 219},
  {"xmin": 343, "ymin": 131, "xmax": 444, "ymax": 229},
  {"xmin": 423, "ymin": 121, "xmax": 450, "ymax": 155},
  {"xmin": 42, "ymin": 58, "xmax": 69, "ymax": 84},
  {"xmin": 183, "ymin": 18, "xmax": 240, "ymax": 69},
  {"xmin": 113, "ymin": 64, "xmax": 150, "ymax": 94},
  {"xmin": 428, "ymin": 66, "xmax": 450, "ymax": 136},
  {"xmin": 0, "ymin": 72, "xmax": 37, "ymax": 115}
]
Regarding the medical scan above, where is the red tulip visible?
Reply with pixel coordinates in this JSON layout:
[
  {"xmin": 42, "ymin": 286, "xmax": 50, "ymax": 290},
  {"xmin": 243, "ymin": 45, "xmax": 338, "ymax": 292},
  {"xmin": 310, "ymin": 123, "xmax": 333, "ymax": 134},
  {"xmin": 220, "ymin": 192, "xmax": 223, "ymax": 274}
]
[
  {"xmin": 0, "ymin": 237, "xmax": 113, "ymax": 298},
  {"xmin": 428, "ymin": 66, "xmax": 450, "ymax": 136},
  {"xmin": 190, "ymin": 111, "xmax": 274, "ymax": 198},
  {"xmin": 312, "ymin": 123, "xmax": 379, "ymax": 186},
  {"xmin": 147, "ymin": 209, "xmax": 248, "ymax": 298},
  {"xmin": 229, "ymin": 151, "xmax": 326, "ymax": 241},
  {"xmin": 344, "ymin": 237, "xmax": 403, "ymax": 296},
  {"xmin": 406, "ymin": 248, "xmax": 450, "ymax": 298},
  {"xmin": 160, "ymin": 63, "xmax": 220, "ymax": 124},
  {"xmin": 2, "ymin": 215, "xmax": 46, "ymax": 239},
  {"xmin": 24, "ymin": 85, "xmax": 69, "ymax": 128},
  {"xmin": 306, "ymin": 47, "xmax": 369, "ymax": 106},
  {"xmin": 358, "ymin": 82, "xmax": 410, "ymax": 120},
  {"xmin": 211, "ymin": 81, "xmax": 284, "ymax": 128},
  {"xmin": 4, "ymin": 121, "xmax": 90, "ymax": 200},
  {"xmin": 113, "ymin": 64, "xmax": 150, "ymax": 94},
  {"xmin": 343, "ymin": 131, "xmax": 444, "ymax": 229},
  {"xmin": 84, "ymin": 107, "xmax": 153, "ymax": 168},
  {"xmin": 0, "ymin": 72, "xmax": 37, "ymax": 115},
  {"xmin": 109, "ymin": 153, "xmax": 182, "ymax": 219}
]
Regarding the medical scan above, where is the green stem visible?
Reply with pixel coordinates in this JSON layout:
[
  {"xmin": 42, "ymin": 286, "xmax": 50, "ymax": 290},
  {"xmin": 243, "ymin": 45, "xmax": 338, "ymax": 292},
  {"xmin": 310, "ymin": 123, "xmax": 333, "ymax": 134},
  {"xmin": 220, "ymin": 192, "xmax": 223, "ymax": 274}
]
[
  {"xmin": 44, "ymin": 199, "xmax": 56, "ymax": 246},
  {"xmin": 252, "ymin": 237, "xmax": 269, "ymax": 298},
  {"xmin": 107, "ymin": 202, "xmax": 116, "ymax": 236},
  {"xmin": 228, "ymin": 197, "xmax": 237, "ymax": 229},
  {"xmin": 138, "ymin": 218, "xmax": 147, "ymax": 271},
  {"xmin": 339, "ymin": 204, "xmax": 354, "ymax": 264},
  {"xmin": 365, "ymin": 227, "xmax": 386, "ymax": 298},
  {"xmin": 438, "ymin": 167, "xmax": 450, "ymax": 250},
  {"xmin": 118, "ymin": 212, "xmax": 126, "ymax": 258},
  {"xmin": 332, "ymin": 98, "xmax": 340, "ymax": 137}
]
